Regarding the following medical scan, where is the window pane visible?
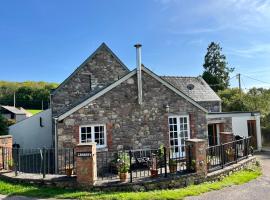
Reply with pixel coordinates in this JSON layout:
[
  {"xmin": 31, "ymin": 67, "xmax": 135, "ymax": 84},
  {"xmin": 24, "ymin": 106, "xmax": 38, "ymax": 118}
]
[
  {"xmin": 95, "ymin": 132, "xmax": 99, "ymax": 139},
  {"xmin": 100, "ymin": 126, "xmax": 104, "ymax": 132},
  {"xmin": 173, "ymin": 125, "xmax": 177, "ymax": 131},
  {"xmin": 180, "ymin": 118, "xmax": 183, "ymax": 123},
  {"xmin": 169, "ymin": 118, "xmax": 173, "ymax": 124},
  {"xmin": 174, "ymin": 132, "xmax": 177, "ymax": 138},
  {"xmin": 86, "ymin": 133, "xmax": 91, "ymax": 139},
  {"xmin": 170, "ymin": 132, "xmax": 173, "ymax": 138},
  {"xmin": 175, "ymin": 147, "xmax": 179, "ymax": 152},
  {"xmin": 184, "ymin": 117, "xmax": 187, "ymax": 123},
  {"xmin": 170, "ymin": 140, "xmax": 174, "ymax": 146},
  {"xmin": 174, "ymin": 139, "xmax": 178, "ymax": 145},
  {"xmin": 81, "ymin": 127, "xmax": 86, "ymax": 133},
  {"xmin": 94, "ymin": 126, "xmax": 99, "ymax": 132},
  {"xmin": 81, "ymin": 134, "xmax": 86, "ymax": 142},
  {"xmin": 87, "ymin": 127, "xmax": 91, "ymax": 133},
  {"xmin": 173, "ymin": 118, "xmax": 177, "ymax": 124},
  {"xmin": 100, "ymin": 139, "xmax": 104, "ymax": 145},
  {"xmin": 170, "ymin": 125, "xmax": 173, "ymax": 131}
]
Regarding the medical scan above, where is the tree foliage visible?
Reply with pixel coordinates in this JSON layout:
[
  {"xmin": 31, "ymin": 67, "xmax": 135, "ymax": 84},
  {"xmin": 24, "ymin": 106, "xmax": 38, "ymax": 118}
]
[
  {"xmin": 218, "ymin": 87, "xmax": 270, "ymax": 127},
  {"xmin": 0, "ymin": 114, "xmax": 8, "ymax": 135},
  {"xmin": 202, "ymin": 42, "xmax": 234, "ymax": 92},
  {"xmin": 0, "ymin": 81, "xmax": 58, "ymax": 109}
]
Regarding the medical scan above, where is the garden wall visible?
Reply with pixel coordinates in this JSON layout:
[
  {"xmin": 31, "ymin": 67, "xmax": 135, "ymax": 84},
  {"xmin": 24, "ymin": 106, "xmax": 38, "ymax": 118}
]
[{"xmin": 0, "ymin": 156, "xmax": 256, "ymax": 192}]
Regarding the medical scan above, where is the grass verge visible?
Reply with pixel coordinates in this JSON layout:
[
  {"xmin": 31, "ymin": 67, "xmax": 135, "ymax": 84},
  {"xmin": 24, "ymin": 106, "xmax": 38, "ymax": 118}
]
[{"xmin": 0, "ymin": 166, "xmax": 261, "ymax": 200}]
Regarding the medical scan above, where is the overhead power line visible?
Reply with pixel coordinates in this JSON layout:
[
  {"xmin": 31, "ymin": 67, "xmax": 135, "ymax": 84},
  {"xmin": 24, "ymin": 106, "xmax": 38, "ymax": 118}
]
[{"xmin": 241, "ymin": 74, "xmax": 270, "ymax": 85}]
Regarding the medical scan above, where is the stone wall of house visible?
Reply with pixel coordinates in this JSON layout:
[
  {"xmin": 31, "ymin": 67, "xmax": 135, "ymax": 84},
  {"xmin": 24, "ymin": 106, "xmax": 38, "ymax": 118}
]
[
  {"xmin": 51, "ymin": 45, "xmax": 129, "ymax": 117},
  {"xmin": 207, "ymin": 117, "xmax": 232, "ymax": 132},
  {"xmin": 197, "ymin": 101, "xmax": 221, "ymax": 112},
  {"xmin": 57, "ymin": 71, "xmax": 207, "ymax": 153}
]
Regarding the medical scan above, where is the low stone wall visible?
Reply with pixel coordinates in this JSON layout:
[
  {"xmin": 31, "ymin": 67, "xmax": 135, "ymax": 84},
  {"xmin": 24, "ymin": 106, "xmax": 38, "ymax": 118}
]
[{"xmin": 0, "ymin": 156, "xmax": 256, "ymax": 192}]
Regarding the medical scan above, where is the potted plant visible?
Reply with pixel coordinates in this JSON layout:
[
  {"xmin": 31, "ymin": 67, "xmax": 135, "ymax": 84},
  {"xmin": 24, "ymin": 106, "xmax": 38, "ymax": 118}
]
[
  {"xmin": 150, "ymin": 154, "xmax": 158, "ymax": 177},
  {"xmin": 169, "ymin": 159, "xmax": 177, "ymax": 173},
  {"xmin": 65, "ymin": 167, "xmax": 73, "ymax": 177},
  {"xmin": 7, "ymin": 159, "xmax": 13, "ymax": 170},
  {"xmin": 207, "ymin": 156, "xmax": 212, "ymax": 170},
  {"xmin": 116, "ymin": 152, "xmax": 130, "ymax": 182},
  {"xmin": 225, "ymin": 147, "xmax": 235, "ymax": 162},
  {"xmin": 190, "ymin": 159, "xmax": 196, "ymax": 172}
]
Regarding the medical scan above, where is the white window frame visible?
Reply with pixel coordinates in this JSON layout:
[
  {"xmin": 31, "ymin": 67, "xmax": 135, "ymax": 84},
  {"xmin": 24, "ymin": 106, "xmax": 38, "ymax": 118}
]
[
  {"xmin": 168, "ymin": 115, "xmax": 190, "ymax": 156},
  {"xmin": 79, "ymin": 124, "xmax": 107, "ymax": 148}
]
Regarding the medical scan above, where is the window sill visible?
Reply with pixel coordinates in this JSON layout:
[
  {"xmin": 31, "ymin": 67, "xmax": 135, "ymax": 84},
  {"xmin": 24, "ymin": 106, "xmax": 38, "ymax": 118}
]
[{"xmin": 97, "ymin": 147, "xmax": 108, "ymax": 152}]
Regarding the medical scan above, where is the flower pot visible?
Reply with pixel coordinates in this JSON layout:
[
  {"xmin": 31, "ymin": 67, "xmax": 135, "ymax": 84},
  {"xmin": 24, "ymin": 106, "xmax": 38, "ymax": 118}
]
[
  {"xmin": 8, "ymin": 165, "xmax": 13, "ymax": 171},
  {"xmin": 150, "ymin": 169, "xmax": 158, "ymax": 177},
  {"xmin": 169, "ymin": 165, "xmax": 177, "ymax": 173},
  {"xmin": 66, "ymin": 168, "xmax": 73, "ymax": 177},
  {"xmin": 119, "ymin": 172, "xmax": 128, "ymax": 182}
]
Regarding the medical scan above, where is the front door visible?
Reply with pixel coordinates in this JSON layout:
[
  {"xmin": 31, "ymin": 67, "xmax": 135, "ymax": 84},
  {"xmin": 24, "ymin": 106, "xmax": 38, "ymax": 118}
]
[
  {"xmin": 168, "ymin": 116, "xmax": 190, "ymax": 158},
  {"xmin": 208, "ymin": 124, "xmax": 218, "ymax": 146},
  {"xmin": 247, "ymin": 120, "xmax": 257, "ymax": 149}
]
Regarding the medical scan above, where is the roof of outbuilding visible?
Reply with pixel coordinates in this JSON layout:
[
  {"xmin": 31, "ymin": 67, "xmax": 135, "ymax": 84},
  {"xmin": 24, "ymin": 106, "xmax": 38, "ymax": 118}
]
[
  {"xmin": 161, "ymin": 76, "xmax": 221, "ymax": 102},
  {"xmin": 1, "ymin": 106, "xmax": 26, "ymax": 115}
]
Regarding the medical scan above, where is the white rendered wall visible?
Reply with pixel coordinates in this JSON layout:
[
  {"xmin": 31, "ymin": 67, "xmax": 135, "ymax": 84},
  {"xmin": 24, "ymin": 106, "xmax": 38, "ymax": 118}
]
[
  {"xmin": 232, "ymin": 115, "xmax": 262, "ymax": 150},
  {"xmin": 9, "ymin": 109, "xmax": 52, "ymax": 148}
]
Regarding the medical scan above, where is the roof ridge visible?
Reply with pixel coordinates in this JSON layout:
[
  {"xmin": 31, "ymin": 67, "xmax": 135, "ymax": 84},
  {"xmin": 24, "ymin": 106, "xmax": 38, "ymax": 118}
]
[{"xmin": 161, "ymin": 75, "xmax": 199, "ymax": 78}]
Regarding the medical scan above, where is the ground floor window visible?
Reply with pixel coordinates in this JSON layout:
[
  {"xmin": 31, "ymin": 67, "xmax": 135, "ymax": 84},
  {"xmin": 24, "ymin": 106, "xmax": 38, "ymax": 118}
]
[
  {"xmin": 79, "ymin": 125, "xmax": 106, "ymax": 148},
  {"xmin": 168, "ymin": 115, "xmax": 190, "ymax": 157}
]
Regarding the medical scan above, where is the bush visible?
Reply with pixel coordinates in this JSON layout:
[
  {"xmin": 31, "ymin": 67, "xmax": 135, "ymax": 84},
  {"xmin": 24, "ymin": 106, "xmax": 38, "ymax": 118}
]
[{"xmin": 0, "ymin": 114, "xmax": 8, "ymax": 135}]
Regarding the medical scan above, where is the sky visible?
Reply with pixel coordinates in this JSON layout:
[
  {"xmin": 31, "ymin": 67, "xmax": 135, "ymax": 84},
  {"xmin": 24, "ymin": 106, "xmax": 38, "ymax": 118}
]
[{"xmin": 1, "ymin": 0, "xmax": 270, "ymax": 89}]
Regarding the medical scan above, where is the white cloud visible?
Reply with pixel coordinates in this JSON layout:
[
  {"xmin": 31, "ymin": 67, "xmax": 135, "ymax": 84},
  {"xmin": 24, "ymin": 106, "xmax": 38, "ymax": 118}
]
[
  {"xmin": 227, "ymin": 43, "xmax": 270, "ymax": 57},
  {"xmin": 159, "ymin": 0, "xmax": 270, "ymax": 34}
]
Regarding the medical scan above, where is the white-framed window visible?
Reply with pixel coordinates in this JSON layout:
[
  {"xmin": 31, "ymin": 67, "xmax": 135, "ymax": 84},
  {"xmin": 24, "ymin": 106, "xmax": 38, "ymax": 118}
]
[
  {"xmin": 79, "ymin": 124, "xmax": 106, "ymax": 148},
  {"xmin": 168, "ymin": 115, "xmax": 190, "ymax": 157}
]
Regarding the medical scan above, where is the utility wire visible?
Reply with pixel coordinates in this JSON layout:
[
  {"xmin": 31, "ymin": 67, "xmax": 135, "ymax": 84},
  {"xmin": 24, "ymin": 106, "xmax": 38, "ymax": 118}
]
[{"xmin": 241, "ymin": 74, "xmax": 270, "ymax": 85}]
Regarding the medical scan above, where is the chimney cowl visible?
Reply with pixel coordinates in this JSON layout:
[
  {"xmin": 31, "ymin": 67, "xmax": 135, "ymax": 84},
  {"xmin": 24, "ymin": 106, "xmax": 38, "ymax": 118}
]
[{"xmin": 134, "ymin": 44, "xmax": 142, "ymax": 48}]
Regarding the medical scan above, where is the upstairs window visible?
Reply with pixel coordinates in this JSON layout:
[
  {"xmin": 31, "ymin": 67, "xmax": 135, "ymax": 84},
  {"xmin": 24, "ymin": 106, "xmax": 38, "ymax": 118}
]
[{"xmin": 79, "ymin": 125, "xmax": 106, "ymax": 148}]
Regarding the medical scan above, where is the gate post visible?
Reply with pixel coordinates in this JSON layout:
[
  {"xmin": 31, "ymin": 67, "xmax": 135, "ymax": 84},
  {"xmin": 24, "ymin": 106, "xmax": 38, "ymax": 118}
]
[
  {"xmin": 186, "ymin": 139, "xmax": 208, "ymax": 176},
  {"xmin": 75, "ymin": 142, "xmax": 97, "ymax": 186}
]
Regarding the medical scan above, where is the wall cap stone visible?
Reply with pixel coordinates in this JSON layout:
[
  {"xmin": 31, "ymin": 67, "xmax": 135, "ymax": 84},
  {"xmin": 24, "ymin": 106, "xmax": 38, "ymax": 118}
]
[
  {"xmin": 77, "ymin": 142, "xmax": 96, "ymax": 146},
  {"xmin": 186, "ymin": 139, "xmax": 207, "ymax": 143},
  {"xmin": 0, "ymin": 135, "xmax": 13, "ymax": 139}
]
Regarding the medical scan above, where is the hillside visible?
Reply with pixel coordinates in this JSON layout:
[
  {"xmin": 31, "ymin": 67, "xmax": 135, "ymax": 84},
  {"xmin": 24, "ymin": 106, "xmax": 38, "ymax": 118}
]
[{"xmin": 0, "ymin": 81, "xmax": 59, "ymax": 110}]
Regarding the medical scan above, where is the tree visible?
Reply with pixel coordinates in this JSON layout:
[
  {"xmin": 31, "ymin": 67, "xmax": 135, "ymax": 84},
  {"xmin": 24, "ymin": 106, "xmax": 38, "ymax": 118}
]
[
  {"xmin": 202, "ymin": 42, "xmax": 234, "ymax": 92},
  {"xmin": 0, "ymin": 114, "xmax": 8, "ymax": 135}
]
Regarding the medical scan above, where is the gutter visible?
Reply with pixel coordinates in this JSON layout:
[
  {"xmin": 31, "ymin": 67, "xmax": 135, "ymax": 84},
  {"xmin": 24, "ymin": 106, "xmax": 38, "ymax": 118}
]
[{"xmin": 53, "ymin": 117, "xmax": 58, "ymax": 174}]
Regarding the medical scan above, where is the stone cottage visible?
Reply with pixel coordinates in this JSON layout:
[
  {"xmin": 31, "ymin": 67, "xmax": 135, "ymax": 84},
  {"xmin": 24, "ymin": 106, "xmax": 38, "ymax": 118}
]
[
  {"xmin": 50, "ymin": 43, "xmax": 261, "ymax": 160},
  {"xmin": 51, "ymin": 43, "xmax": 220, "ymax": 159}
]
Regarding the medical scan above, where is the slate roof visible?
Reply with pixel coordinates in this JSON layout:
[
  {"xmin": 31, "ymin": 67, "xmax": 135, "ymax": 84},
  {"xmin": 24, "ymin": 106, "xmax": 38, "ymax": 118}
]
[
  {"xmin": 1, "ymin": 106, "xmax": 26, "ymax": 115},
  {"xmin": 161, "ymin": 76, "xmax": 221, "ymax": 102}
]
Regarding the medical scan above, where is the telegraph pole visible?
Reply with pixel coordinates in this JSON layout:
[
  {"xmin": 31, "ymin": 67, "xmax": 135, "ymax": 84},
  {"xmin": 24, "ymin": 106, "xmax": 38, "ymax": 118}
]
[
  {"xmin": 13, "ymin": 91, "xmax": 16, "ymax": 107},
  {"xmin": 237, "ymin": 73, "xmax": 241, "ymax": 95}
]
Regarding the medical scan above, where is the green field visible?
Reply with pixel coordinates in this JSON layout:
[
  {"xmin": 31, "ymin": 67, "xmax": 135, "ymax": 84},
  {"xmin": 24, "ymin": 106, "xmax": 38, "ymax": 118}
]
[
  {"xmin": 0, "ymin": 166, "xmax": 261, "ymax": 200},
  {"xmin": 26, "ymin": 110, "xmax": 42, "ymax": 115}
]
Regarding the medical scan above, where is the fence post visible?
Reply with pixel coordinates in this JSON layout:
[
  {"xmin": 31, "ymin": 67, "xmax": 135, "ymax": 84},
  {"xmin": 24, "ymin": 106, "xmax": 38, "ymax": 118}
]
[
  {"xmin": 129, "ymin": 150, "xmax": 133, "ymax": 183},
  {"xmin": 221, "ymin": 144, "xmax": 224, "ymax": 169},
  {"xmin": 164, "ymin": 147, "xmax": 167, "ymax": 177},
  {"xmin": 234, "ymin": 141, "xmax": 238, "ymax": 163},
  {"xmin": 14, "ymin": 148, "xmax": 18, "ymax": 176},
  {"xmin": 42, "ymin": 148, "xmax": 46, "ymax": 179}
]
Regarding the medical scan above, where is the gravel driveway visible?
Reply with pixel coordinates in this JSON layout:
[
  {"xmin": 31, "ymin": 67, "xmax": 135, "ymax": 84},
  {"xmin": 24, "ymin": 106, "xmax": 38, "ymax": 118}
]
[{"xmin": 186, "ymin": 151, "xmax": 270, "ymax": 200}]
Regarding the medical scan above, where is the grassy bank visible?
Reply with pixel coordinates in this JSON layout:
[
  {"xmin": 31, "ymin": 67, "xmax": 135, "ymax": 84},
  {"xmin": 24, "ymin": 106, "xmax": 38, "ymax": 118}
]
[
  {"xmin": 0, "ymin": 166, "xmax": 261, "ymax": 200},
  {"xmin": 26, "ymin": 109, "xmax": 42, "ymax": 115}
]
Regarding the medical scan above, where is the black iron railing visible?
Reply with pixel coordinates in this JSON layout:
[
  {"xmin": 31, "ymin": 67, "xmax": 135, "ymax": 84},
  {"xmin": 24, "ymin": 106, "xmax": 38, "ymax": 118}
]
[
  {"xmin": 206, "ymin": 137, "xmax": 252, "ymax": 172},
  {"xmin": 5, "ymin": 148, "xmax": 75, "ymax": 178},
  {"xmin": 96, "ymin": 145, "xmax": 192, "ymax": 183}
]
